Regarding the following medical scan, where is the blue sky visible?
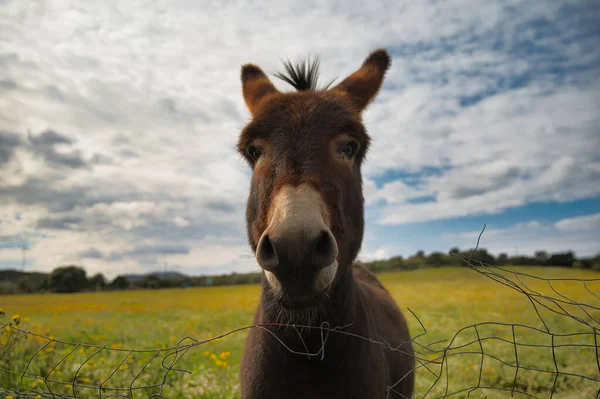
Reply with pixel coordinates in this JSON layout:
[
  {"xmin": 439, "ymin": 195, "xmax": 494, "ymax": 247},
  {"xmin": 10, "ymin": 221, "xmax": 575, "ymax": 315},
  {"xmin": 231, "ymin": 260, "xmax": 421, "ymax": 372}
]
[{"xmin": 0, "ymin": 0, "xmax": 599, "ymax": 278}]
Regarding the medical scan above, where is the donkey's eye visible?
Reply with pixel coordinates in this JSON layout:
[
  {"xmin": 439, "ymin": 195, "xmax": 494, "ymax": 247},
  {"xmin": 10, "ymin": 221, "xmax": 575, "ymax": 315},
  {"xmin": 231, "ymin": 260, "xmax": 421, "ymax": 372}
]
[
  {"xmin": 246, "ymin": 145, "xmax": 263, "ymax": 161},
  {"xmin": 340, "ymin": 141, "xmax": 359, "ymax": 158}
]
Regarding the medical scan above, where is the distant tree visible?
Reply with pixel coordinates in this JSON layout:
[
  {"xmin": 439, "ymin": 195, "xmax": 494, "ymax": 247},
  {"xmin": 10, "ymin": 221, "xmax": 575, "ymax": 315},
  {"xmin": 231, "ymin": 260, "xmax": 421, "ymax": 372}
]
[
  {"xmin": 110, "ymin": 276, "xmax": 129, "ymax": 290},
  {"xmin": 593, "ymin": 253, "xmax": 600, "ymax": 270},
  {"xmin": 485, "ymin": 249, "xmax": 496, "ymax": 264},
  {"xmin": 364, "ymin": 260, "xmax": 387, "ymax": 272},
  {"xmin": 534, "ymin": 250, "xmax": 549, "ymax": 265},
  {"xmin": 496, "ymin": 253, "xmax": 509, "ymax": 265},
  {"xmin": 415, "ymin": 250, "xmax": 425, "ymax": 258},
  {"xmin": 404, "ymin": 254, "xmax": 425, "ymax": 269},
  {"xmin": 49, "ymin": 266, "xmax": 88, "ymax": 293},
  {"xmin": 593, "ymin": 254, "xmax": 600, "ymax": 271},
  {"xmin": 388, "ymin": 255, "xmax": 405, "ymax": 269},
  {"xmin": 140, "ymin": 274, "xmax": 160, "ymax": 289},
  {"xmin": 476, "ymin": 249, "xmax": 496, "ymax": 265},
  {"xmin": 449, "ymin": 247, "xmax": 460, "ymax": 255},
  {"xmin": 574, "ymin": 259, "xmax": 593, "ymax": 269},
  {"xmin": 426, "ymin": 252, "xmax": 448, "ymax": 267},
  {"xmin": 161, "ymin": 276, "xmax": 190, "ymax": 288},
  {"xmin": 0, "ymin": 281, "xmax": 18, "ymax": 295},
  {"xmin": 509, "ymin": 255, "xmax": 537, "ymax": 266},
  {"xmin": 17, "ymin": 277, "xmax": 37, "ymax": 293},
  {"xmin": 16, "ymin": 274, "xmax": 48, "ymax": 293},
  {"xmin": 89, "ymin": 273, "xmax": 107, "ymax": 291},
  {"xmin": 462, "ymin": 248, "xmax": 495, "ymax": 266},
  {"xmin": 546, "ymin": 251, "xmax": 575, "ymax": 267}
]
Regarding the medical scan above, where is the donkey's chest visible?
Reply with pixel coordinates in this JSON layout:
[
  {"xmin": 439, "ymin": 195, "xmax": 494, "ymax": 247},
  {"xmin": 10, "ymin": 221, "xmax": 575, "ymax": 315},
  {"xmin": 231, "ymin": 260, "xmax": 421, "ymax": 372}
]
[
  {"xmin": 249, "ymin": 363, "xmax": 385, "ymax": 399},
  {"xmin": 242, "ymin": 337, "xmax": 389, "ymax": 399}
]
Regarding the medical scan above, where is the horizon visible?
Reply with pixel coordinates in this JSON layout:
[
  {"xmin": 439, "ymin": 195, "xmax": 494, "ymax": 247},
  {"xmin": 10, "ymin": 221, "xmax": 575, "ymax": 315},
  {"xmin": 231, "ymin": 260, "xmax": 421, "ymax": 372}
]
[
  {"xmin": 1, "ymin": 1, "xmax": 599, "ymax": 280},
  {"xmin": 0, "ymin": 242, "xmax": 591, "ymax": 281}
]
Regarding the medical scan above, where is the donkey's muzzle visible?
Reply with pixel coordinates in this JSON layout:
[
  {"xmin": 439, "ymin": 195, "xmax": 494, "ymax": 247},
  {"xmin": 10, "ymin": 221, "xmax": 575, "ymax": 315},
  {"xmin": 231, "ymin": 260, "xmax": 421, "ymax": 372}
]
[
  {"xmin": 255, "ymin": 184, "xmax": 339, "ymax": 303},
  {"xmin": 257, "ymin": 228, "xmax": 337, "ymax": 276}
]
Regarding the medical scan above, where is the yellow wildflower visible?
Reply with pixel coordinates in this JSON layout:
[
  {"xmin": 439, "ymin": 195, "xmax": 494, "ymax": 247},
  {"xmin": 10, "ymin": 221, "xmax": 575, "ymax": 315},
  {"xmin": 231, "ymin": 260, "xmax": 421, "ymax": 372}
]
[
  {"xmin": 11, "ymin": 314, "xmax": 20, "ymax": 325},
  {"xmin": 219, "ymin": 351, "xmax": 231, "ymax": 360},
  {"xmin": 209, "ymin": 353, "xmax": 217, "ymax": 361}
]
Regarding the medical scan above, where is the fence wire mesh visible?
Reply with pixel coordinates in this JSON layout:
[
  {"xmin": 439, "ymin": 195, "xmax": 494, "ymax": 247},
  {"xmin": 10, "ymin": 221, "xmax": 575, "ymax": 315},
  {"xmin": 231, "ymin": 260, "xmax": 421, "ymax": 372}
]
[{"xmin": 1, "ymin": 227, "xmax": 599, "ymax": 398}]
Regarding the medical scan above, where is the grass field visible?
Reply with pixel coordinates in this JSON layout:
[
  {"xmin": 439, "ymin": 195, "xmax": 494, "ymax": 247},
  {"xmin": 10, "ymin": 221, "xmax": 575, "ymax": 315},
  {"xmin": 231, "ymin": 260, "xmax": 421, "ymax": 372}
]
[{"xmin": 1, "ymin": 266, "xmax": 599, "ymax": 398}]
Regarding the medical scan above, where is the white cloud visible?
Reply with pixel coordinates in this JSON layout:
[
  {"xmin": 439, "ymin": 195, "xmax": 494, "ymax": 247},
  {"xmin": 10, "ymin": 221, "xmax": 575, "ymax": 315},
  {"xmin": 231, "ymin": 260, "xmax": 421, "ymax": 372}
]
[
  {"xmin": 365, "ymin": 178, "xmax": 424, "ymax": 206},
  {"xmin": 357, "ymin": 247, "xmax": 389, "ymax": 263},
  {"xmin": 372, "ymin": 83, "xmax": 600, "ymax": 225},
  {"xmin": 555, "ymin": 213, "xmax": 600, "ymax": 232}
]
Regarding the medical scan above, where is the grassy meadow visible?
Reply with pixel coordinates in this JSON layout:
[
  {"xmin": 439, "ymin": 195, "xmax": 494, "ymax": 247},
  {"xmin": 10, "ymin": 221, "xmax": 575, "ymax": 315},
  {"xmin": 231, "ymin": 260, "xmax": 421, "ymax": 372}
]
[{"xmin": 1, "ymin": 266, "xmax": 599, "ymax": 398}]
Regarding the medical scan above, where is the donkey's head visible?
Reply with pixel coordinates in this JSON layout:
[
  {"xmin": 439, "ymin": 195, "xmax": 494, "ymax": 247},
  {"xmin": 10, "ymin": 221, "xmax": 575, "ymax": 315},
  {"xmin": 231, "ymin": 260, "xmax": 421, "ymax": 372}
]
[{"xmin": 238, "ymin": 49, "xmax": 390, "ymax": 310}]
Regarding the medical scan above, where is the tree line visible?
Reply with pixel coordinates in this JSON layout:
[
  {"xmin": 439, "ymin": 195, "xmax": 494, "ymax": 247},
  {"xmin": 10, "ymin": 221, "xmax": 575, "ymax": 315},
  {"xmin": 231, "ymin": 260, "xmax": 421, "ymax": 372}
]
[
  {"xmin": 0, "ymin": 248, "xmax": 598, "ymax": 295},
  {"xmin": 356, "ymin": 248, "xmax": 597, "ymax": 273}
]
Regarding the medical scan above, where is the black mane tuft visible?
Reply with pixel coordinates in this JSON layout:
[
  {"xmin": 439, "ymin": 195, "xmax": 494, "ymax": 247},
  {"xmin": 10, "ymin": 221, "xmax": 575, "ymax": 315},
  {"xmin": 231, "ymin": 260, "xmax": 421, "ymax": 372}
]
[{"xmin": 273, "ymin": 56, "xmax": 336, "ymax": 91}]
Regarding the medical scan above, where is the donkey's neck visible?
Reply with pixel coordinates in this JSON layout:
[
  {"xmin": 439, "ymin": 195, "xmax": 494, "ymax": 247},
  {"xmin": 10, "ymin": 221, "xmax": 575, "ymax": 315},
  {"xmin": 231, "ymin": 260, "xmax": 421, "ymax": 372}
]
[
  {"xmin": 252, "ymin": 269, "xmax": 379, "ymax": 392},
  {"xmin": 257, "ymin": 269, "xmax": 366, "ymax": 341}
]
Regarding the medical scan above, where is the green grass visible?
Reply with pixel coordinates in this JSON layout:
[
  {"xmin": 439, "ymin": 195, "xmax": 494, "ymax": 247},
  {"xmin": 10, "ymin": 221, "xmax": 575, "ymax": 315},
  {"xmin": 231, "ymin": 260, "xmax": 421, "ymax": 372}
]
[{"xmin": 1, "ymin": 266, "xmax": 598, "ymax": 398}]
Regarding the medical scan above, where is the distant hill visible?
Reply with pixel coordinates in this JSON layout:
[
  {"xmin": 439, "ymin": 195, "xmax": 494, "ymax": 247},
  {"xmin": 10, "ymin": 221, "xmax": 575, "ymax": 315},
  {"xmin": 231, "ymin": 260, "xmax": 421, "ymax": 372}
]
[
  {"xmin": 0, "ymin": 269, "xmax": 49, "ymax": 282},
  {"xmin": 0, "ymin": 269, "xmax": 51, "ymax": 294}
]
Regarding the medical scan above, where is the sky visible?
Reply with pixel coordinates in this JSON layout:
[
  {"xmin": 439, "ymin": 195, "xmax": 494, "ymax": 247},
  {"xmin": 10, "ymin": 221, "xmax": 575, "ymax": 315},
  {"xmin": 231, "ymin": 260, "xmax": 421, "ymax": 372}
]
[{"xmin": 0, "ymin": 0, "xmax": 599, "ymax": 279}]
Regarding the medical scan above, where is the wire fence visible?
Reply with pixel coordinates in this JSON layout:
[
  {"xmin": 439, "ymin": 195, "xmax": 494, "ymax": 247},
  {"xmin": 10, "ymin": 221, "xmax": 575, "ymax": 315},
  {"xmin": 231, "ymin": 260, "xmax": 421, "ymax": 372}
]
[{"xmin": 1, "ymin": 227, "xmax": 599, "ymax": 398}]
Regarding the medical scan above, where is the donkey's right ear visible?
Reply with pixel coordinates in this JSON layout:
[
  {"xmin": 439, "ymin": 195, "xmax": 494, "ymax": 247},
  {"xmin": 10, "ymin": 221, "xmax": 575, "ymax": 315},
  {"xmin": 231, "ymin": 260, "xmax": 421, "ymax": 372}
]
[{"xmin": 241, "ymin": 64, "xmax": 279, "ymax": 116}]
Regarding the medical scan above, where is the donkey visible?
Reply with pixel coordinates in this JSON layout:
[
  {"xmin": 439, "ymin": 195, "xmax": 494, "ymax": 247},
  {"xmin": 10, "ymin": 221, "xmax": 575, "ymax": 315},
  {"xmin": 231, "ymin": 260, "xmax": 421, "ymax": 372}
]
[{"xmin": 237, "ymin": 49, "xmax": 415, "ymax": 398}]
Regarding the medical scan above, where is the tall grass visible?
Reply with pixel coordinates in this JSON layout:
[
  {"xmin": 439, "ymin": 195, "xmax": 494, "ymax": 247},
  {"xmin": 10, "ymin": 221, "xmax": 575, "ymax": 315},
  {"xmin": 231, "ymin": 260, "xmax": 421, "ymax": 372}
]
[{"xmin": 0, "ymin": 266, "xmax": 598, "ymax": 398}]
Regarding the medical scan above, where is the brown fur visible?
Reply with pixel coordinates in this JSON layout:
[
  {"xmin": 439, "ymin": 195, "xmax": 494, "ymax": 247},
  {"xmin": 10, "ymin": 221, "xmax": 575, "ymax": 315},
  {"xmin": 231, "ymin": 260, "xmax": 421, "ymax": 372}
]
[{"xmin": 237, "ymin": 49, "xmax": 415, "ymax": 398}]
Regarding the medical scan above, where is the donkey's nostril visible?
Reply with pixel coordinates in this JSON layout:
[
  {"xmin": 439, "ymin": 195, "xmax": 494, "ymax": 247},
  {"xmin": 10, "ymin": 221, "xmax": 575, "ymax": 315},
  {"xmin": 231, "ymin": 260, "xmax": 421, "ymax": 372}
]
[
  {"xmin": 312, "ymin": 230, "xmax": 337, "ymax": 269},
  {"xmin": 256, "ymin": 234, "xmax": 278, "ymax": 271}
]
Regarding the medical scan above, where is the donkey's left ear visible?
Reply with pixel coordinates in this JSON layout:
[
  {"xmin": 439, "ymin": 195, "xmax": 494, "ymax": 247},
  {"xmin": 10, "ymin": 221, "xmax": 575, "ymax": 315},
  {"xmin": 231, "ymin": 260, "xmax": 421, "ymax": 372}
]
[
  {"xmin": 332, "ymin": 49, "xmax": 390, "ymax": 112},
  {"xmin": 241, "ymin": 64, "xmax": 279, "ymax": 116}
]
